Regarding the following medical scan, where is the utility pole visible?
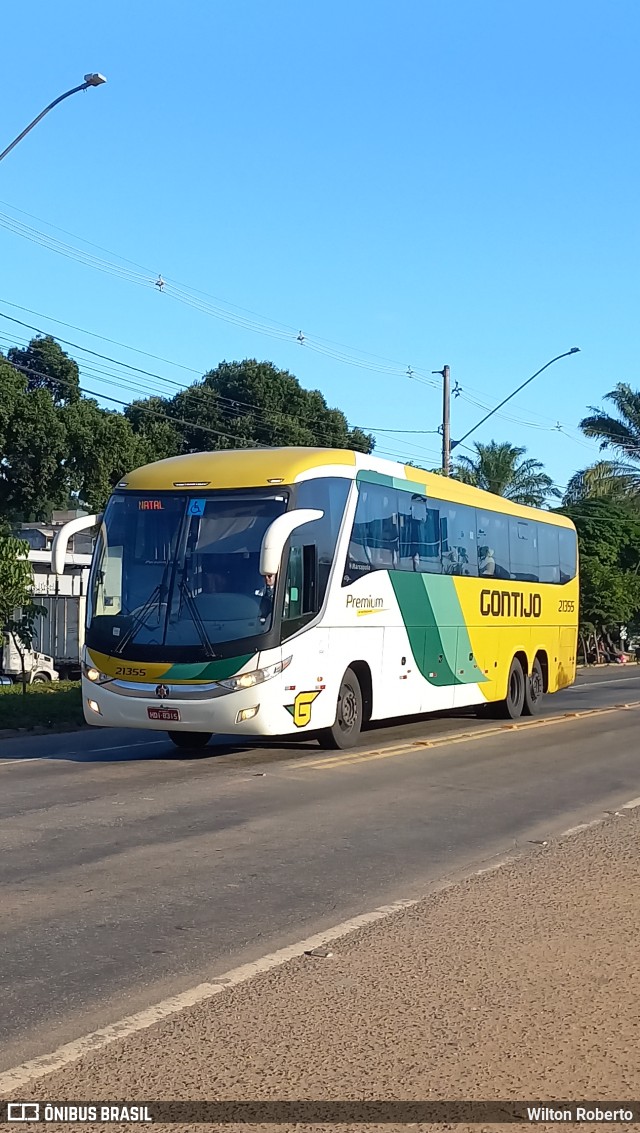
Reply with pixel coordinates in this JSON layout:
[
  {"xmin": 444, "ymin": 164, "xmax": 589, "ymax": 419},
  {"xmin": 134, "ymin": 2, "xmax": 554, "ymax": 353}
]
[{"xmin": 433, "ymin": 365, "xmax": 451, "ymax": 475}]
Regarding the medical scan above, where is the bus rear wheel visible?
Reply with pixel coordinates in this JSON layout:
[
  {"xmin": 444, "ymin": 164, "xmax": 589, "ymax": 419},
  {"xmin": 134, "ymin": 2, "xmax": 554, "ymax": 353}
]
[
  {"xmin": 168, "ymin": 731, "xmax": 212, "ymax": 751},
  {"xmin": 318, "ymin": 668, "xmax": 363, "ymax": 750},
  {"xmin": 523, "ymin": 657, "xmax": 544, "ymax": 716},
  {"xmin": 496, "ymin": 657, "xmax": 526, "ymax": 720}
]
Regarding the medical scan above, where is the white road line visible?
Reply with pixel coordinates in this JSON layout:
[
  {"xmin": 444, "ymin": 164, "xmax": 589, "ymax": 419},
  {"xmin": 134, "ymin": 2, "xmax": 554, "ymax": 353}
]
[
  {"xmin": 0, "ymin": 899, "xmax": 418, "ymax": 1095},
  {"xmin": 573, "ymin": 675, "xmax": 640, "ymax": 689},
  {"xmin": 561, "ymin": 819, "xmax": 604, "ymax": 837},
  {"xmin": 65, "ymin": 741, "xmax": 168, "ymax": 755},
  {"xmin": 0, "ymin": 740, "xmax": 167, "ymax": 769}
]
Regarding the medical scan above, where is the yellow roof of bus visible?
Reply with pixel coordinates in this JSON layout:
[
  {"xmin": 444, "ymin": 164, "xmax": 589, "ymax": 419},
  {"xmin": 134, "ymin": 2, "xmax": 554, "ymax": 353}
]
[{"xmin": 121, "ymin": 447, "xmax": 574, "ymax": 529}]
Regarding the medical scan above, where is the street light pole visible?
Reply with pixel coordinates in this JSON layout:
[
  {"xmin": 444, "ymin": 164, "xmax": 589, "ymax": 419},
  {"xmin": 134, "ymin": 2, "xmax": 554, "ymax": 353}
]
[
  {"xmin": 0, "ymin": 73, "xmax": 107, "ymax": 164},
  {"xmin": 450, "ymin": 348, "xmax": 580, "ymax": 454}
]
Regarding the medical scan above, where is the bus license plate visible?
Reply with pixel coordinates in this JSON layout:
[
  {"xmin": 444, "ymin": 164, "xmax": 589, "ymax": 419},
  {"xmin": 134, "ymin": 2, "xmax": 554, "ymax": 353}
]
[{"xmin": 147, "ymin": 707, "xmax": 180, "ymax": 722}]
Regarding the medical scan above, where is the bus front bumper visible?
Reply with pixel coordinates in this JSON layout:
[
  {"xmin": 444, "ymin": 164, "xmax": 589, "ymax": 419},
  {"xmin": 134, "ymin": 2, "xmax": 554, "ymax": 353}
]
[{"xmin": 82, "ymin": 675, "xmax": 282, "ymax": 735}]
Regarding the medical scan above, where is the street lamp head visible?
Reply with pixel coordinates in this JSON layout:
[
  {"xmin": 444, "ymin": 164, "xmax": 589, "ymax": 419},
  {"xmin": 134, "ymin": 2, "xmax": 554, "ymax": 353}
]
[
  {"xmin": 84, "ymin": 73, "xmax": 107, "ymax": 87},
  {"xmin": 569, "ymin": 346, "xmax": 580, "ymax": 353}
]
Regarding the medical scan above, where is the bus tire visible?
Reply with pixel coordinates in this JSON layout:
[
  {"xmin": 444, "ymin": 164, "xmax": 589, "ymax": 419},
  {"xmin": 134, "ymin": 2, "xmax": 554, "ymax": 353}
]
[
  {"xmin": 496, "ymin": 656, "xmax": 526, "ymax": 719},
  {"xmin": 523, "ymin": 657, "xmax": 545, "ymax": 716},
  {"xmin": 317, "ymin": 668, "xmax": 363, "ymax": 750},
  {"xmin": 168, "ymin": 731, "xmax": 212, "ymax": 751}
]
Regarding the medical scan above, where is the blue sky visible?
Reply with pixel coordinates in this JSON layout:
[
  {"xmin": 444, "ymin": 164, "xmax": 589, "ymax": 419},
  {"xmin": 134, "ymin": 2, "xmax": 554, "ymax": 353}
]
[{"xmin": 1, "ymin": 0, "xmax": 639, "ymax": 495}]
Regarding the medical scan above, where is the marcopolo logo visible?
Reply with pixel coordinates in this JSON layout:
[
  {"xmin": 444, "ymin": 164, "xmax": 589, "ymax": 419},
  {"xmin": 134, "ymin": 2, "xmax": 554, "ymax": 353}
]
[
  {"xmin": 480, "ymin": 589, "xmax": 542, "ymax": 619},
  {"xmin": 346, "ymin": 595, "xmax": 384, "ymax": 615}
]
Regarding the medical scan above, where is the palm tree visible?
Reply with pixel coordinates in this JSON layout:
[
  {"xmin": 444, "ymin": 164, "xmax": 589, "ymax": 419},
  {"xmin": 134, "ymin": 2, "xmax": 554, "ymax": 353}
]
[
  {"xmin": 452, "ymin": 441, "xmax": 559, "ymax": 507},
  {"xmin": 568, "ymin": 383, "xmax": 640, "ymax": 502}
]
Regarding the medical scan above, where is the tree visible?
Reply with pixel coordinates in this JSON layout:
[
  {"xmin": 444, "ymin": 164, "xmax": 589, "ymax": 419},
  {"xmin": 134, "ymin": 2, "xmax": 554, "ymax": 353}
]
[
  {"xmin": 8, "ymin": 335, "xmax": 81, "ymax": 405},
  {"xmin": 452, "ymin": 441, "xmax": 559, "ymax": 506},
  {"xmin": 0, "ymin": 536, "xmax": 46, "ymax": 694},
  {"xmin": 573, "ymin": 383, "xmax": 640, "ymax": 502},
  {"xmin": 559, "ymin": 499, "xmax": 640, "ymax": 659},
  {"xmin": 0, "ymin": 364, "xmax": 70, "ymax": 522},
  {"xmin": 63, "ymin": 397, "xmax": 157, "ymax": 513},
  {"xmin": 127, "ymin": 359, "xmax": 375, "ymax": 455}
]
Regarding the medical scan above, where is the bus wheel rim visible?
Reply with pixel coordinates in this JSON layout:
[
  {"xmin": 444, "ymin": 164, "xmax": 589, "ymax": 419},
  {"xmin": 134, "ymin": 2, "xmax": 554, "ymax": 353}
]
[{"xmin": 340, "ymin": 684, "xmax": 358, "ymax": 729}]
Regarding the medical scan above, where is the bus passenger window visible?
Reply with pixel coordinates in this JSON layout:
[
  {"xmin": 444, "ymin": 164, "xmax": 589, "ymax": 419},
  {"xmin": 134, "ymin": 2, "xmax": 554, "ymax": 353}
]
[
  {"xmin": 559, "ymin": 528, "xmax": 577, "ymax": 583},
  {"xmin": 509, "ymin": 519, "xmax": 539, "ymax": 582},
  {"xmin": 538, "ymin": 524, "xmax": 560, "ymax": 583},
  {"xmin": 476, "ymin": 511, "xmax": 510, "ymax": 579},
  {"xmin": 441, "ymin": 504, "xmax": 477, "ymax": 575},
  {"xmin": 345, "ymin": 484, "xmax": 399, "ymax": 580},
  {"xmin": 397, "ymin": 492, "xmax": 442, "ymax": 573}
]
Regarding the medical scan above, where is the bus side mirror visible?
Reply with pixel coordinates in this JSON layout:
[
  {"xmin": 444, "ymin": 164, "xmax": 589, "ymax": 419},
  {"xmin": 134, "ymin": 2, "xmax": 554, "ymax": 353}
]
[
  {"xmin": 260, "ymin": 509, "xmax": 324, "ymax": 577},
  {"xmin": 52, "ymin": 514, "xmax": 102, "ymax": 576}
]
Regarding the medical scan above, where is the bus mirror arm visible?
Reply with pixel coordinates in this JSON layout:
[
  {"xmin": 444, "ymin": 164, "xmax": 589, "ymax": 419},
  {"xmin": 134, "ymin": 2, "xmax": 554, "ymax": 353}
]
[
  {"xmin": 259, "ymin": 509, "xmax": 324, "ymax": 577},
  {"xmin": 51, "ymin": 513, "xmax": 102, "ymax": 576}
]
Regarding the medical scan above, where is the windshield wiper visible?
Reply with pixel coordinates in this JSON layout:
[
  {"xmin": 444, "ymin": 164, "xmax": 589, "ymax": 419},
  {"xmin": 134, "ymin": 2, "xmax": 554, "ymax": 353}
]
[
  {"xmin": 178, "ymin": 578, "xmax": 218, "ymax": 660},
  {"xmin": 113, "ymin": 560, "xmax": 173, "ymax": 656}
]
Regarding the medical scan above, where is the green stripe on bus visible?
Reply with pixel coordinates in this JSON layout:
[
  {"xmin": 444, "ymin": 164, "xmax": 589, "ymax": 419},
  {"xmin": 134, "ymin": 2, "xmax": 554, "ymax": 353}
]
[
  {"xmin": 165, "ymin": 654, "xmax": 254, "ymax": 681},
  {"xmin": 389, "ymin": 574, "xmax": 486, "ymax": 687}
]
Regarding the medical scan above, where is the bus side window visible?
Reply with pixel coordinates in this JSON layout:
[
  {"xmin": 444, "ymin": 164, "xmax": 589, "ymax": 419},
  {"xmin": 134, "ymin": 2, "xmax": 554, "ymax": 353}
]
[
  {"xmin": 397, "ymin": 492, "xmax": 442, "ymax": 573},
  {"xmin": 559, "ymin": 528, "xmax": 577, "ymax": 583},
  {"xmin": 441, "ymin": 503, "xmax": 477, "ymax": 575},
  {"xmin": 476, "ymin": 511, "xmax": 510, "ymax": 578},
  {"xmin": 509, "ymin": 519, "xmax": 539, "ymax": 582},
  {"xmin": 345, "ymin": 484, "xmax": 399, "ymax": 580},
  {"xmin": 538, "ymin": 524, "xmax": 560, "ymax": 583}
]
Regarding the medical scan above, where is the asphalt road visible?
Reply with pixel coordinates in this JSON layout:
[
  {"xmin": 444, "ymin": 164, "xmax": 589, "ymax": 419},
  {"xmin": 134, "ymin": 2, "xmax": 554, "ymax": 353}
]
[{"xmin": 1, "ymin": 666, "xmax": 640, "ymax": 1073}]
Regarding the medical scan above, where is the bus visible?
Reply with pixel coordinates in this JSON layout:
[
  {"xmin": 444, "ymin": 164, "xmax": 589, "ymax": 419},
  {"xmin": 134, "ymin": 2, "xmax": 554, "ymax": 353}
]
[{"xmin": 52, "ymin": 447, "xmax": 579, "ymax": 751}]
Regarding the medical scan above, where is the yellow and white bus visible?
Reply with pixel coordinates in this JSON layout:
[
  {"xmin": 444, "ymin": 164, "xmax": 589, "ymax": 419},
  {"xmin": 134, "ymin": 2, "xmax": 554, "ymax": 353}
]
[{"xmin": 53, "ymin": 447, "xmax": 579, "ymax": 751}]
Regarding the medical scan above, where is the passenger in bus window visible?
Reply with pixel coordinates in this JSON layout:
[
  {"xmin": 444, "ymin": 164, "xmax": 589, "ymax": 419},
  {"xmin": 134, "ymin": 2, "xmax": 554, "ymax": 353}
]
[{"xmin": 478, "ymin": 546, "xmax": 496, "ymax": 576}]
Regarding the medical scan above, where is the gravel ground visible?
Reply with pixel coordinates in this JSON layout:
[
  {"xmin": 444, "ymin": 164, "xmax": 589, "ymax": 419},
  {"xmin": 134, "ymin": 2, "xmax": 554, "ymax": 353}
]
[{"xmin": 8, "ymin": 808, "xmax": 640, "ymax": 1132}]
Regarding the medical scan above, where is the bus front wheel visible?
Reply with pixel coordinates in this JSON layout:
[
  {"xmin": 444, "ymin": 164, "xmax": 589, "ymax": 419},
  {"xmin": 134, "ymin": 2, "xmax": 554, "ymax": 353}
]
[
  {"xmin": 318, "ymin": 668, "xmax": 363, "ymax": 750},
  {"xmin": 496, "ymin": 657, "xmax": 526, "ymax": 720},
  {"xmin": 168, "ymin": 731, "xmax": 212, "ymax": 752}
]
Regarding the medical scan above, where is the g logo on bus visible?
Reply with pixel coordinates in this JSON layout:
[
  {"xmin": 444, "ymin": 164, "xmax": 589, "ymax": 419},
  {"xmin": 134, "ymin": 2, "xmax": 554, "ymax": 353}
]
[
  {"xmin": 285, "ymin": 690, "xmax": 321, "ymax": 727},
  {"xmin": 155, "ymin": 684, "xmax": 170, "ymax": 699}
]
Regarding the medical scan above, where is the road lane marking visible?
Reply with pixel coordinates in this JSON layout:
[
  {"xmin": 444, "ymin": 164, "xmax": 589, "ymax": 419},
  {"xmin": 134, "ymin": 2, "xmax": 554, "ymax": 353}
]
[
  {"xmin": 0, "ymin": 739, "xmax": 169, "ymax": 771},
  {"xmin": 65, "ymin": 741, "xmax": 168, "ymax": 755},
  {"xmin": 561, "ymin": 819, "xmax": 604, "ymax": 837},
  {"xmin": 302, "ymin": 701, "xmax": 640, "ymax": 771},
  {"xmin": 0, "ymin": 898, "xmax": 418, "ymax": 1095},
  {"xmin": 573, "ymin": 675, "xmax": 640, "ymax": 689}
]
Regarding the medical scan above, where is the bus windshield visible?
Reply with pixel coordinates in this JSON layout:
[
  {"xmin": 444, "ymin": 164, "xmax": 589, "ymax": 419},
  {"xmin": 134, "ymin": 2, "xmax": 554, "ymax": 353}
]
[{"xmin": 86, "ymin": 491, "xmax": 288, "ymax": 659}]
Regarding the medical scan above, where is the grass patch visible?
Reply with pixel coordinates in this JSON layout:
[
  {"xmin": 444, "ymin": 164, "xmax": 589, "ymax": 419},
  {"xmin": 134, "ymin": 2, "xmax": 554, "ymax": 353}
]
[{"xmin": 0, "ymin": 681, "xmax": 84, "ymax": 731}]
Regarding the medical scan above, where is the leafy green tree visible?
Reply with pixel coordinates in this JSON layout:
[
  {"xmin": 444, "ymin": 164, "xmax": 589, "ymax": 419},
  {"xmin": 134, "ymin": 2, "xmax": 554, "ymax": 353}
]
[
  {"xmin": 559, "ymin": 499, "xmax": 640, "ymax": 654},
  {"xmin": 452, "ymin": 441, "xmax": 559, "ymax": 506},
  {"xmin": 127, "ymin": 360, "xmax": 374, "ymax": 454},
  {"xmin": 8, "ymin": 335, "xmax": 81, "ymax": 405},
  {"xmin": 63, "ymin": 398, "xmax": 157, "ymax": 513},
  {"xmin": 0, "ymin": 535, "xmax": 46, "ymax": 694},
  {"xmin": 570, "ymin": 383, "xmax": 640, "ymax": 502},
  {"xmin": 0, "ymin": 366, "xmax": 69, "ymax": 522}
]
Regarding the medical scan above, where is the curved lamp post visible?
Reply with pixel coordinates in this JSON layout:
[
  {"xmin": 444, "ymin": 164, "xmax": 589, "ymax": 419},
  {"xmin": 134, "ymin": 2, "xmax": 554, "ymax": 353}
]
[{"xmin": 0, "ymin": 74, "xmax": 107, "ymax": 164}]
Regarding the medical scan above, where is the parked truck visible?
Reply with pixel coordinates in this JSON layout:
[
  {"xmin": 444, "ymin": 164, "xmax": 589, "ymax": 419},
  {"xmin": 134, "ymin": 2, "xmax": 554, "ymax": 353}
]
[
  {"xmin": 1, "ymin": 593, "xmax": 86, "ymax": 683},
  {"xmin": 0, "ymin": 515, "xmax": 92, "ymax": 685}
]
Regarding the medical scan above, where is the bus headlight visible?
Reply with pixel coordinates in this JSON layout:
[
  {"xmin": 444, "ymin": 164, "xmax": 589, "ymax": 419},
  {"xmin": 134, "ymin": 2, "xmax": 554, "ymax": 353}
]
[
  {"xmin": 219, "ymin": 656, "xmax": 292, "ymax": 692},
  {"xmin": 82, "ymin": 664, "xmax": 110, "ymax": 684}
]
